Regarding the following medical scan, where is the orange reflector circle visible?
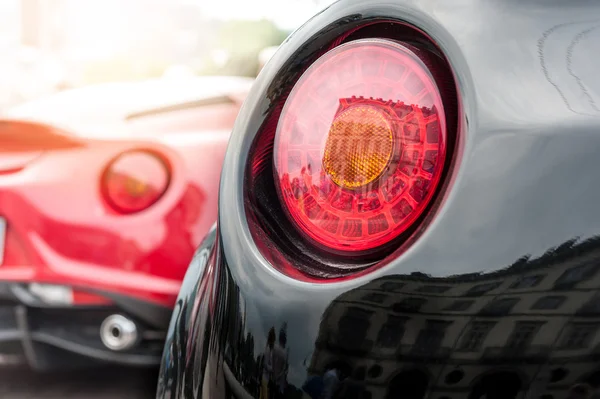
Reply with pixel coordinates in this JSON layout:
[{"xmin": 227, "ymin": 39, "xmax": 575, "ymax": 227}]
[
  {"xmin": 125, "ymin": 177, "xmax": 149, "ymax": 197},
  {"xmin": 323, "ymin": 105, "xmax": 394, "ymax": 189},
  {"xmin": 103, "ymin": 151, "xmax": 170, "ymax": 214}
]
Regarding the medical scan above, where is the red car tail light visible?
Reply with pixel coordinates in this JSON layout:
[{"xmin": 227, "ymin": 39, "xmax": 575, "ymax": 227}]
[
  {"xmin": 102, "ymin": 151, "xmax": 170, "ymax": 214},
  {"xmin": 274, "ymin": 39, "xmax": 447, "ymax": 253}
]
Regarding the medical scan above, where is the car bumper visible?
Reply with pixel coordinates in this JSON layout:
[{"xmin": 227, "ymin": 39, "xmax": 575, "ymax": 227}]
[
  {"xmin": 0, "ymin": 282, "xmax": 171, "ymax": 370},
  {"xmin": 0, "ymin": 186, "xmax": 199, "ymax": 311}
]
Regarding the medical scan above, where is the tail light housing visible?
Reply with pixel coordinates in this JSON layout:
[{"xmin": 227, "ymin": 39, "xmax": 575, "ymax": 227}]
[
  {"xmin": 245, "ymin": 22, "xmax": 458, "ymax": 280},
  {"xmin": 102, "ymin": 150, "xmax": 170, "ymax": 214},
  {"xmin": 274, "ymin": 39, "xmax": 446, "ymax": 253}
]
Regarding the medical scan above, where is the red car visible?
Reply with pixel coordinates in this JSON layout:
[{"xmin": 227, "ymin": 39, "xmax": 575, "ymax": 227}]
[{"xmin": 0, "ymin": 76, "xmax": 253, "ymax": 370}]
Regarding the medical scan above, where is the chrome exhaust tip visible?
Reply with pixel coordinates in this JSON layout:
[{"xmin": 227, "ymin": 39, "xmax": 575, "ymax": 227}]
[{"xmin": 100, "ymin": 314, "xmax": 138, "ymax": 351}]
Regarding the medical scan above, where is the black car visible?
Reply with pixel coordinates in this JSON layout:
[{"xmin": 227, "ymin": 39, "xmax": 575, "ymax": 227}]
[{"xmin": 157, "ymin": 0, "xmax": 600, "ymax": 398}]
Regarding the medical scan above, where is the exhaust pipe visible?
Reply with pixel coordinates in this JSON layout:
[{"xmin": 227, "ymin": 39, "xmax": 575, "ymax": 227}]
[{"xmin": 100, "ymin": 314, "xmax": 138, "ymax": 351}]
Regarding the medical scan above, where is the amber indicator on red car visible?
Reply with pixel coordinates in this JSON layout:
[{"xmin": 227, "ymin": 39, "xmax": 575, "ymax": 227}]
[
  {"xmin": 274, "ymin": 39, "xmax": 447, "ymax": 253},
  {"xmin": 103, "ymin": 151, "xmax": 170, "ymax": 214}
]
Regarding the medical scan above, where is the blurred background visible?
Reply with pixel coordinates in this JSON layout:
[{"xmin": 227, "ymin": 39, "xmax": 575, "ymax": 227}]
[
  {"xmin": 0, "ymin": 0, "xmax": 333, "ymax": 396},
  {"xmin": 0, "ymin": 0, "xmax": 333, "ymax": 111}
]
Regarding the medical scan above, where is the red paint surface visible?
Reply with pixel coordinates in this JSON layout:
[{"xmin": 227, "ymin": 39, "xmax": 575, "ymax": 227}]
[{"xmin": 0, "ymin": 77, "xmax": 253, "ymax": 308}]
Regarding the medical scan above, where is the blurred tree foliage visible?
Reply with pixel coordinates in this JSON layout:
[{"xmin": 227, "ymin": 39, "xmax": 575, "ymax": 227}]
[
  {"xmin": 80, "ymin": 57, "xmax": 171, "ymax": 85},
  {"xmin": 78, "ymin": 19, "xmax": 288, "ymax": 85},
  {"xmin": 198, "ymin": 19, "xmax": 289, "ymax": 77}
]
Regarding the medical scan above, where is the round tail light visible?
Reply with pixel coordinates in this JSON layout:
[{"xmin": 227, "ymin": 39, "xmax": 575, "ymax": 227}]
[
  {"xmin": 274, "ymin": 39, "xmax": 447, "ymax": 253},
  {"xmin": 102, "ymin": 151, "xmax": 170, "ymax": 214}
]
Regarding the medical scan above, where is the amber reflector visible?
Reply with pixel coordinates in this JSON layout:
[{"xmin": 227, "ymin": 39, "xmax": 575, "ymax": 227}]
[{"xmin": 323, "ymin": 105, "xmax": 394, "ymax": 189}]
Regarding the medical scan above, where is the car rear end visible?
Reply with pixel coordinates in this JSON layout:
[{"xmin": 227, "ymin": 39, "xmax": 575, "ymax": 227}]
[
  {"xmin": 0, "ymin": 120, "xmax": 200, "ymax": 370},
  {"xmin": 0, "ymin": 77, "xmax": 253, "ymax": 370},
  {"xmin": 159, "ymin": 0, "xmax": 600, "ymax": 397}
]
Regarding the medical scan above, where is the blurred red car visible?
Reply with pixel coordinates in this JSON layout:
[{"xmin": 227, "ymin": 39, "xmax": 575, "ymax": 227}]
[{"xmin": 0, "ymin": 76, "xmax": 253, "ymax": 370}]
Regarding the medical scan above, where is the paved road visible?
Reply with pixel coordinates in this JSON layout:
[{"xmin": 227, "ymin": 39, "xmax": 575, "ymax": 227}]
[{"xmin": 0, "ymin": 367, "xmax": 159, "ymax": 398}]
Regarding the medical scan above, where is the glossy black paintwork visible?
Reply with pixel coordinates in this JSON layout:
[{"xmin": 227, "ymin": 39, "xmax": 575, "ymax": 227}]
[{"xmin": 157, "ymin": 0, "xmax": 600, "ymax": 397}]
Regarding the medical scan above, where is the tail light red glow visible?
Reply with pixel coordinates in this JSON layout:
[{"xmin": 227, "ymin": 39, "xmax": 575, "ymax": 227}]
[
  {"xmin": 274, "ymin": 39, "xmax": 447, "ymax": 253},
  {"xmin": 103, "ymin": 151, "xmax": 170, "ymax": 214}
]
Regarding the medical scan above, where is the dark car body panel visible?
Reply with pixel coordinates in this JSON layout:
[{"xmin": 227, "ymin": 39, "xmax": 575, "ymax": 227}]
[{"xmin": 158, "ymin": 0, "xmax": 600, "ymax": 397}]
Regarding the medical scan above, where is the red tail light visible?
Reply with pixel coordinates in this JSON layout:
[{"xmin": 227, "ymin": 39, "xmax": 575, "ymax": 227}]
[
  {"xmin": 244, "ymin": 23, "xmax": 458, "ymax": 279},
  {"xmin": 102, "ymin": 151, "xmax": 170, "ymax": 214},
  {"xmin": 274, "ymin": 39, "xmax": 447, "ymax": 253}
]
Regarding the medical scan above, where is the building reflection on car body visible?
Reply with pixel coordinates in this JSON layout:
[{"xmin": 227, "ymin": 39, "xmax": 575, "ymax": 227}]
[{"xmin": 215, "ymin": 236, "xmax": 600, "ymax": 399}]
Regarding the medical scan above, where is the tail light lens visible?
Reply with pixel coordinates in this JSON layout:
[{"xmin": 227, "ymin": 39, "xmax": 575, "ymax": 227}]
[
  {"xmin": 102, "ymin": 151, "xmax": 170, "ymax": 214},
  {"xmin": 244, "ymin": 23, "xmax": 458, "ymax": 280},
  {"xmin": 274, "ymin": 39, "xmax": 447, "ymax": 253}
]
